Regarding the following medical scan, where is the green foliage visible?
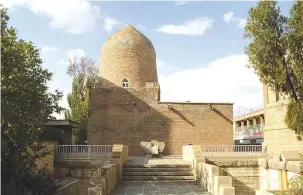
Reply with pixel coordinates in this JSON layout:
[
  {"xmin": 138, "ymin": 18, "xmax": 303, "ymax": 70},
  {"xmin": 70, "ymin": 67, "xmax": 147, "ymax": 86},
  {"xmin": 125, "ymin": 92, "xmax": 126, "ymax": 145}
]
[
  {"xmin": 286, "ymin": 153, "xmax": 303, "ymax": 195},
  {"xmin": 244, "ymin": 0, "xmax": 303, "ymax": 137},
  {"xmin": 64, "ymin": 57, "xmax": 98, "ymax": 144},
  {"xmin": 1, "ymin": 5, "xmax": 64, "ymax": 194},
  {"xmin": 285, "ymin": 101, "xmax": 303, "ymax": 140}
]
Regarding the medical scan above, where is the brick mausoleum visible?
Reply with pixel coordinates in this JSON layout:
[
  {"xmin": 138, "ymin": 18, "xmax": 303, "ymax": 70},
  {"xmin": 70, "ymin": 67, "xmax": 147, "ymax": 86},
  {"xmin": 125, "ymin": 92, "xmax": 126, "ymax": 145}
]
[{"xmin": 87, "ymin": 24, "xmax": 233, "ymax": 155}]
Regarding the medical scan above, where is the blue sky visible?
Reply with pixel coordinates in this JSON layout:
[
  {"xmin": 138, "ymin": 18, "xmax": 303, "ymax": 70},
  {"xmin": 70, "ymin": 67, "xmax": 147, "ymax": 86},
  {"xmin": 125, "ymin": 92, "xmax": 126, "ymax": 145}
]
[{"xmin": 3, "ymin": 0, "xmax": 295, "ymax": 118}]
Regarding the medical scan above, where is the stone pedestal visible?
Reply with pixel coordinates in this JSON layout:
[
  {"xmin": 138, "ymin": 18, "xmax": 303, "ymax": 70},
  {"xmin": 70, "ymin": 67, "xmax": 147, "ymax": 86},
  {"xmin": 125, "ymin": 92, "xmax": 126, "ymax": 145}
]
[{"xmin": 88, "ymin": 187, "xmax": 102, "ymax": 195}]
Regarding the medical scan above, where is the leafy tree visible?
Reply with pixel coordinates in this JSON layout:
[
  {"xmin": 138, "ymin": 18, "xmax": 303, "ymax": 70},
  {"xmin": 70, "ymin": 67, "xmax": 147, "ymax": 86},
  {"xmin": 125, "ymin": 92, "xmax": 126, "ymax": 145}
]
[
  {"xmin": 1, "ymin": 5, "xmax": 64, "ymax": 194},
  {"xmin": 244, "ymin": 1, "xmax": 303, "ymax": 138},
  {"xmin": 64, "ymin": 57, "xmax": 98, "ymax": 144}
]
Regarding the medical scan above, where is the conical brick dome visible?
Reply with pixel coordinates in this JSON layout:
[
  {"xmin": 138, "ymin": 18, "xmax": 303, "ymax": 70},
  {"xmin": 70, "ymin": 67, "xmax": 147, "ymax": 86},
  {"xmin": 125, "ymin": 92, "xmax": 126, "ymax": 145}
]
[{"xmin": 99, "ymin": 24, "xmax": 158, "ymax": 88}]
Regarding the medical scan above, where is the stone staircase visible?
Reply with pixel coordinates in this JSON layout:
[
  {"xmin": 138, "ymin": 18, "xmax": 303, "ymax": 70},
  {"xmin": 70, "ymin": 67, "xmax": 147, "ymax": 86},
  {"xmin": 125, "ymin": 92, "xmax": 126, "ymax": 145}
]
[{"xmin": 121, "ymin": 158, "xmax": 196, "ymax": 183}]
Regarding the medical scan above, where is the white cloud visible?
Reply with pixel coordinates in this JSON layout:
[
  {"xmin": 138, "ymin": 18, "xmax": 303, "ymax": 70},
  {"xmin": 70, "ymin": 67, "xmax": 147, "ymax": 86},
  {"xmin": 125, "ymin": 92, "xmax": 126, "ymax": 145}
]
[
  {"xmin": 158, "ymin": 54, "xmax": 263, "ymax": 117},
  {"xmin": 51, "ymin": 90, "xmax": 71, "ymax": 119},
  {"xmin": 41, "ymin": 46, "xmax": 58, "ymax": 55},
  {"xmin": 56, "ymin": 48, "xmax": 85, "ymax": 66},
  {"xmin": 67, "ymin": 49, "xmax": 85, "ymax": 59},
  {"xmin": 237, "ymin": 18, "xmax": 247, "ymax": 28},
  {"xmin": 157, "ymin": 59, "xmax": 181, "ymax": 76},
  {"xmin": 157, "ymin": 59, "xmax": 165, "ymax": 67},
  {"xmin": 57, "ymin": 60, "xmax": 69, "ymax": 66},
  {"xmin": 40, "ymin": 46, "xmax": 58, "ymax": 60},
  {"xmin": 175, "ymin": 0, "xmax": 188, "ymax": 6},
  {"xmin": 156, "ymin": 17, "xmax": 213, "ymax": 36},
  {"xmin": 223, "ymin": 12, "xmax": 234, "ymax": 23},
  {"xmin": 2, "ymin": 0, "xmax": 101, "ymax": 34},
  {"xmin": 136, "ymin": 24, "xmax": 147, "ymax": 31},
  {"xmin": 103, "ymin": 17, "xmax": 123, "ymax": 33},
  {"xmin": 223, "ymin": 11, "xmax": 247, "ymax": 29}
]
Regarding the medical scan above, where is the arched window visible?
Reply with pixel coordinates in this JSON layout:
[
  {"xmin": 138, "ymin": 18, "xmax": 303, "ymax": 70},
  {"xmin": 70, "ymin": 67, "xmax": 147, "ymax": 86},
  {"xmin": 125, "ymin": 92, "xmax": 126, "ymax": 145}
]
[{"xmin": 122, "ymin": 78, "xmax": 129, "ymax": 88}]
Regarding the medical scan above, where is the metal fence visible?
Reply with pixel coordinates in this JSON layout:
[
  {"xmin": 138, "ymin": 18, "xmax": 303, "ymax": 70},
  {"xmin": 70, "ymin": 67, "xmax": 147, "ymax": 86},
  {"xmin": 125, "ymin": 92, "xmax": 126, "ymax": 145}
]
[
  {"xmin": 199, "ymin": 145, "xmax": 266, "ymax": 152},
  {"xmin": 55, "ymin": 145, "xmax": 114, "ymax": 159}
]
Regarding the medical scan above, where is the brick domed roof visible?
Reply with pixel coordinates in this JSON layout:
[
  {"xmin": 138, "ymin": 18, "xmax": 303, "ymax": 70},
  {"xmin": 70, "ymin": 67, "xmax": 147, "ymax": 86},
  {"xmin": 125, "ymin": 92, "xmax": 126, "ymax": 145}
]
[{"xmin": 99, "ymin": 24, "xmax": 158, "ymax": 88}]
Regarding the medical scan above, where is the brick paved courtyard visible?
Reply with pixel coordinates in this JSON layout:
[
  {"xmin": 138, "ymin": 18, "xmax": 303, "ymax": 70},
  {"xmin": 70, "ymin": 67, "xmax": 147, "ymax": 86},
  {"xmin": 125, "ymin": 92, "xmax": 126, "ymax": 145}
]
[{"xmin": 110, "ymin": 181, "xmax": 211, "ymax": 195}]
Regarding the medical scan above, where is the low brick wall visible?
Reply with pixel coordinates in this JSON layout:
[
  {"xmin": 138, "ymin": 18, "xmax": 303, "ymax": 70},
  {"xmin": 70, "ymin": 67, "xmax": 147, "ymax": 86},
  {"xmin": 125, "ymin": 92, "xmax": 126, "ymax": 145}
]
[
  {"xmin": 208, "ymin": 159, "xmax": 259, "ymax": 195},
  {"xmin": 197, "ymin": 163, "xmax": 219, "ymax": 194},
  {"xmin": 183, "ymin": 146, "xmax": 236, "ymax": 195},
  {"xmin": 88, "ymin": 163, "xmax": 119, "ymax": 195},
  {"xmin": 53, "ymin": 144, "xmax": 128, "ymax": 195},
  {"xmin": 183, "ymin": 145, "xmax": 264, "ymax": 195}
]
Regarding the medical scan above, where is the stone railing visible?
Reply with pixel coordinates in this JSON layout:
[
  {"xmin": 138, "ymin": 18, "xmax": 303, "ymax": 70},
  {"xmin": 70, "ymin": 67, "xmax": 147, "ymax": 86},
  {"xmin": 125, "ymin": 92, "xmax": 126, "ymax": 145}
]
[
  {"xmin": 199, "ymin": 145, "xmax": 266, "ymax": 153},
  {"xmin": 55, "ymin": 145, "xmax": 114, "ymax": 160}
]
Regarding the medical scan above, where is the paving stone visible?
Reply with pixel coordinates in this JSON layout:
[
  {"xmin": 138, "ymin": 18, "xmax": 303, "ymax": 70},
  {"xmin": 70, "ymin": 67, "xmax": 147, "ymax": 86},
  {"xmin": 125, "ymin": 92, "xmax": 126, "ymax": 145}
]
[{"xmin": 110, "ymin": 182, "xmax": 210, "ymax": 195}]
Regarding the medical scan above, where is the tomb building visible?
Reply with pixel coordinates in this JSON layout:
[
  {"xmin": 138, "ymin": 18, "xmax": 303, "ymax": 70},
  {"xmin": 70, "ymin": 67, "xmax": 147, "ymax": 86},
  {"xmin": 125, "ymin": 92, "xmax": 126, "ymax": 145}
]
[{"xmin": 87, "ymin": 24, "xmax": 233, "ymax": 155}]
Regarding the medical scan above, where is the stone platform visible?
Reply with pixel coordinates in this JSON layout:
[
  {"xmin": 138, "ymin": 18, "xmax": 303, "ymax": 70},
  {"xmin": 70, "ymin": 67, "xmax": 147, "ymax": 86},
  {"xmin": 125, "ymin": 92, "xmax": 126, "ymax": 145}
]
[
  {"xmin": 110, "ymin": 156, "xmax": 209, "ymax": 194},
  {"xmin": 124, "ymin": 155, "xmax": 192, "ymax": 167},
  {"xmin": 110, "ymin": 181, "xmax": 211, "ymax": 195}
]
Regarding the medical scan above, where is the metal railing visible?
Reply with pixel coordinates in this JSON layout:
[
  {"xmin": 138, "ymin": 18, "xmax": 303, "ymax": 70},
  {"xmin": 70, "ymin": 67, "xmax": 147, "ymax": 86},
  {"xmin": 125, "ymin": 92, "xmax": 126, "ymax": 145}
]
[
  {"xmin": 53, "ymin": 180, "xmax": 79, "ymax": 195},
  {"xmin": 236, "ymin": 125, "xmax": 264, "ymax": 131},
  {"xmin": 199, "ymin": 145, "xmax": 266, "ymax": 153},
  {"xmin": 55, "ymin": 145, "xmax": 114, "ymax": 159},
  {"xmin": 56, "ymin": 145, "xmax": 113, "ymax": 153}
]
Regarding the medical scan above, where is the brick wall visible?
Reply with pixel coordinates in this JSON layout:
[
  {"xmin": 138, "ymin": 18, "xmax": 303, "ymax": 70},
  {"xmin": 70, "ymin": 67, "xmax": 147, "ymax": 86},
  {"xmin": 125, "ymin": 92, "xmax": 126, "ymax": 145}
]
[
  {"xmin": 99, "ymin": 25, "xmax": 158, "ymax": 88},
  {"xmin": 88, "ymin": 79, "xmax": 233, "ymax": 155}
]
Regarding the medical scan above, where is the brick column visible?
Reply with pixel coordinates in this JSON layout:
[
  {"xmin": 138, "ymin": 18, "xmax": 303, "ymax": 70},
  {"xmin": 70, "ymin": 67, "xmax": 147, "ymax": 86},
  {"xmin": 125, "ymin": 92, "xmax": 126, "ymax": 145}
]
[
  {"xmin": 247, "ymin": 120, "xmax": 250, "ymax": 127},
  {"xmin": 260, "ymin": 116, "xmax": 264, "ymax": 127},
  {"xmin": 253, "ymin": 118, "xmax": 257, "ymax": 126},
  {"xmin": 240, "ymin": 121, "xmax": 244, "ymax": 130},
  {"xmin": 233, "ymin": 122, "xmax": 238, "ymax": 137}
]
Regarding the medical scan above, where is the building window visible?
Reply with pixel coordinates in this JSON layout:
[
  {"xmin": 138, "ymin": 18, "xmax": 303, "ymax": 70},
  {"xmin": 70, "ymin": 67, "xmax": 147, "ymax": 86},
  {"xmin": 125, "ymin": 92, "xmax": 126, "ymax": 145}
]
[{"xmin": 122, "ymin": 78, "xmax": 129, "ymax": 88}]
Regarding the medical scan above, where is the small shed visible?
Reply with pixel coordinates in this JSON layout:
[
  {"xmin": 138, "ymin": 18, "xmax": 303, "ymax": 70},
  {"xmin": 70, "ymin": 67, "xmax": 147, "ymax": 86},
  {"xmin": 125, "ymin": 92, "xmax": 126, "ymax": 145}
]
[
  {"xmin": 35, "ymin": 120, "xmax": 78, "ymax": 175},
  {"xmin": 41, "ymin": 120, "xmax": 78, "ymax": 145}
]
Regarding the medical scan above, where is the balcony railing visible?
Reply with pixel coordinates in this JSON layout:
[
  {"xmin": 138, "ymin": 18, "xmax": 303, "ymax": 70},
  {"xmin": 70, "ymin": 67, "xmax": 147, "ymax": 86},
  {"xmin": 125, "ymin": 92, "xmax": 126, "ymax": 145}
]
[
  {"xmin": 236, "ymin": 124, "xmax": 264, "ymax": 131},
  {"xmin": 234, "ymin": 125, "xmax": 264, "ymax": 140},
  {"xmin": 55, "ymin": 145, "xmax": 114, "ymax": 160},
  {"xmin": 199, "ymin": 145, "xmax": 266, "ymax": 152}
]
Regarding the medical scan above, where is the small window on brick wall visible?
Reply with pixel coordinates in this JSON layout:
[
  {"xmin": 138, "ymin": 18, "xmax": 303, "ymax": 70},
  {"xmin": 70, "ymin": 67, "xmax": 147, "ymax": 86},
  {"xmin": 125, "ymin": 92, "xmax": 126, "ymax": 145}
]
[{"xmin": 122, "ymin": 78, "xmax": 129, "ymax": 88}]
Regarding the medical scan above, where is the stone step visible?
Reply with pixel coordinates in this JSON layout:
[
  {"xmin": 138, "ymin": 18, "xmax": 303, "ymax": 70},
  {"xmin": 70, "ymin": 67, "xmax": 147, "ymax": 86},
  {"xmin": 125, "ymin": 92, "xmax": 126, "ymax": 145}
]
[
  {"xmin": 122, "ymin": 175, "xmax": 195, "ymax": 181},
  {"xmin": 120, "ymin": 180, "xmax": 197, "ymax": 184},
  {"xmin": 123, "ymin": 164, "xmax": 192, "ymax": 168},
  {"xmin": 122, "ymin": 171, "xmax": 194, "ymax": 176},
  {"xmin": 123, "ymin": 167, "xmax": 193, "ymax": 172}
]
